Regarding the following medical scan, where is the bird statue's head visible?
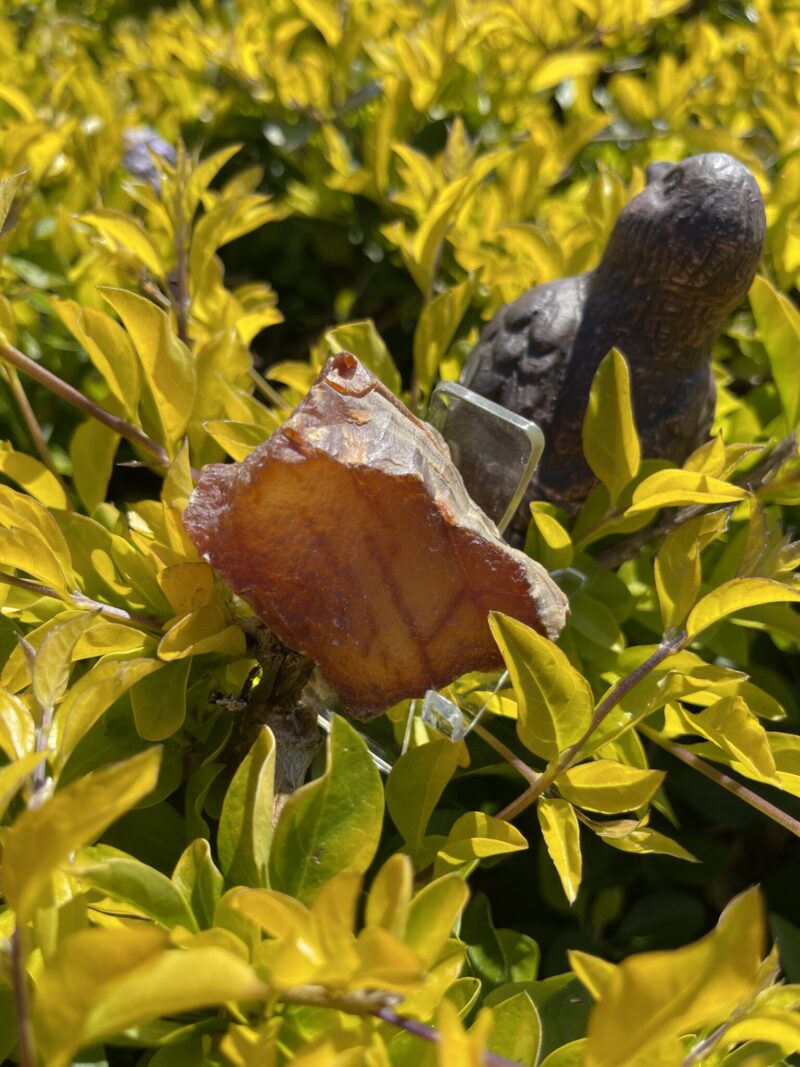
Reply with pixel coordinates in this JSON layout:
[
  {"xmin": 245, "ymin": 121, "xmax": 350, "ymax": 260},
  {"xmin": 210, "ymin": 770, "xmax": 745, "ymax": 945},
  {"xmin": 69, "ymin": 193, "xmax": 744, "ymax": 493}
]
[{"xmin": 600, "ymin": 153, "xmax": 766, "ymax": 311}]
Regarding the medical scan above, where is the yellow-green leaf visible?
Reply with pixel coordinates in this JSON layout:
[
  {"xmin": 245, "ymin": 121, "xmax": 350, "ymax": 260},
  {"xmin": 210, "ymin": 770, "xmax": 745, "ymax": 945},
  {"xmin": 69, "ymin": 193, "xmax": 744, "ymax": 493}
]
[
  {"xmin": 0, "ymin": 441, "xmax": 68, "ymax": 509},
  {"xmin": 218, "ymin": 726, "xmax": 275, "ymax": 889},
  {"xmin": 527, "ymin": 509, "xmax": 574, "ymax": 571},
  {"xmin": 585, "ymin": 888, "xmax": 766, "ymax": 1067},
  {"xmin": 413, "ymin": 279, "xmax": 474, "ymax": 395},
  {"xmin": 365, "ymin": 853, "xmax": 413, "ymax": 939},
  {"xmin": 537, "ymin": 796, "xmax": 582, "ymax": 904},
  {"xmin": 269, "ymin": 716, "xmax": 383, "ymax": 904},
  {"xmin": 34, "ymin": 926, "xmax": 265, "ymax": 1067},
  {"xmin": 101, "ymin": 288, "xmax": 196, "ymax": 453},
  {"xmin": 0, "ymin": 751, "xmax": 47, "ymax": 820},
  {"xmin": 655, "ymin": 509, "xmax": 729, "ymax": 629},
  {"xmin": 0, "ymin": 172, "xmax": 23, "ymax": 232},
  {"xmin": 70, "ymin": 421, "xmax": 120, "ymax": 514},
  {"xmin": 557, "ymin": 760, "xmax": 665, "ymax": 814},
  {"xmin": 386, "ymin": 739, "xmax": 460, "ymax": 863},
  {"xmin": 582, "ymin": 349, "xmax": 640, "ymax": 506},
  {"xmin": 568, "ymin": 950, "xmax": 616, "ymax": 1001},
  {"xmin": 51, "ymin": 299, "xmax": 141, "ymax": 416},
  {"xmin": 158, "ymin": 604, "xmax": 245, "ymax": 660},
  {"xmin": 81, "ymin": 209, "xmax": 165, "ymax": 278},
  {"xmin": 131, "ymin": 658, "xmax": 190, "ymax": 741},
  {"xmin": 32, "ymin": 612, "xmax": 100, "ymax": 714},
  {"xmin": 1, "ymin": 747, "xmax": 161, "ymax": 923},
  {"xmin": 405, "ymin": 872, "xmax": 469, "ymax": 967},
  {"xmin": 0, "ymin": 526, "xmax": 70, "ymax": 596},
  {"xmin": 436, "ymin": 812, "xmax": 528, "ymax": 866},
  {"xmin": 490, "ymin": 612, "xmax": 593, "ymax": 760},
  {"xmin": 54, "ymin": 657, "xmax": 163, "ymax": 768},
  {"xmin": 683, "ymin": 696, "xmax": 778, "ymax": 782},
  {"xmin": 626, "ymin": 469, "xmax": 748, "ymax": 514},
  {"xmin": 686, "ymin": 578, "xmax": 800, "ymax": 639},
  {"xmin": 750, "ymin": 274, "xmax": 800, "ymax": 430}
]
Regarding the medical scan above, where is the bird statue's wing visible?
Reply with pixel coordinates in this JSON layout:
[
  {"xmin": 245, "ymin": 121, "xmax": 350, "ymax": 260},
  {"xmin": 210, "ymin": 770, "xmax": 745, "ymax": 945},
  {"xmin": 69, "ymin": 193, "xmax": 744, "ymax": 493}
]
[{"xmin": 460, "ymin": 274, "xmax": 589, "ymax": 431}]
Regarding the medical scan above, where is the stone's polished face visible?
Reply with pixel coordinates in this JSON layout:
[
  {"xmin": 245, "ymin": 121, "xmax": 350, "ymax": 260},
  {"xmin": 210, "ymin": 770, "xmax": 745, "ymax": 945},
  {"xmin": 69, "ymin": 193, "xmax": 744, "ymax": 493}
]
[
  {"xmin": 461, "ymin": 152, "xmax": 767, "ymax": 528},
  {"xmin": 184, "ymin": 353, "xmax": 568, "ymax": 720}
]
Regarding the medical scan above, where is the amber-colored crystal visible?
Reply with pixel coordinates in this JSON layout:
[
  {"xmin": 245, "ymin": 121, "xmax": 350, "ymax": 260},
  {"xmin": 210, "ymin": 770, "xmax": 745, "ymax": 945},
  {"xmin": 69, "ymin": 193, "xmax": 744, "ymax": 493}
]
[{"xmin": 184, "ymin": 353, "xmax": 568, "ymax": 719}]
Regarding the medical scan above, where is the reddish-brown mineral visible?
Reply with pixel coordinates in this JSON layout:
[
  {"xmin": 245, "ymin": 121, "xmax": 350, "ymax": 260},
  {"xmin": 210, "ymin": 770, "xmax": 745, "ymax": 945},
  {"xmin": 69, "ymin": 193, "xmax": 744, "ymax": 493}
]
[{"xmin": 184, "ymin": 353, "xmax": 568, "ymax": 719}]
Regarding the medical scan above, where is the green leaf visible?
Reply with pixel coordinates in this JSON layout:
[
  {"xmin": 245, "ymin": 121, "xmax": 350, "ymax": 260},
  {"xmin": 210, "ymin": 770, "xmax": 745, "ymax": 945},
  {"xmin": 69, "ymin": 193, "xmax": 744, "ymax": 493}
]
[
  {"xmin": 539, "ymin": 1039, "xmax": 589, "ymax": 1067},
  {"xmin": 488, "ymin": 991, "xmax": 542, "ymax": 1066},
  {"xmin": 203, "ymin": 419, "xmax": 269, "ymax": 461},
  {"xmin": 537, "ymin": 796, "xmax": 582, "ymax": 904},
  {"xmin": 686, "ymin": 578, "xmax": 800, "ymax": 638},
  {"xmin": 218, "ymin": 726, "xmax": 275, "ymax": 889},
  {"xmin": 172, "ymin": 839, "xmax": 224, "ymax": 930},
  {"xmin": 750, "ymin": 274, "xmax": 800, "ymax": 430},
  {"xmin": 270, "ymin": 716, "xmax": 383, "ymax": 904},
  {"xmin": 1, "ymin": 747, "xmax": 161, "ymax": 922},
  {"xmin": 54, "ymin": 657, "xmax": 163, "ymax": 769},
  {"xmin": 71, "ymin": 853, "xmax": 199, "ymax": 931},
  {"xmin": 130, "ymin": 659, "xmax": 190, "ymax": 741},
  {"xmin": 412, "ymin": 279, "xmax": 474, "ymax": 395},
  {"xmin": 386, "ymin": 739, "xmax": 459, "ymax": 864},
  {"xmin": 582, "ymin": 349, "xmax": 640, "ymax": 505},
  {"xmin": 556, "ymin": 760, "xmax": 665, "ymax": 814},
  {"xmin": 585, "ymin": 888, "xmax": 766, "ymax": 1067},
  {"xmin": 101, "ymin": 288, "xmax": 196, "ymax": 454},
  {"xmin": 626, "ymin": 469, "xmax": 748, "ymax": 514},
  {"xmin": 324, "ymin": 319, "xmax": 402, "ymax": 396},
  {"xmin": 34, "ymin": 926, "xmax": 266, "ymax": 1067},
  {"xmin": 490, "ymin": 612, "xmax": 593, "ymax": 760},
  {"xmin": 32, "ymin": 612, "xmax": 100, "ymax": 714}
]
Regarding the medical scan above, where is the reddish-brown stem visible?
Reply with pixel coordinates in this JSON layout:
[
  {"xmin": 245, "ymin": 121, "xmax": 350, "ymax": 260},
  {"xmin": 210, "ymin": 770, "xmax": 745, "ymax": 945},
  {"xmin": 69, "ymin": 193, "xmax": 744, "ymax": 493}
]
[
  {"xmin": 2, "ymin": 365, "xmax": 69, "ymax": 497},
  {"xmin": 640, "ymin": 724, "xmax": 800, "ymax": 840},
  {"xmin": 0, "ymin": 339, "xmax": 170, "ymax": 468},
  {"xmin": 376, "ymin": 1006, "xmax": 522, "ymax": 1067},
  {"xmin": 496, "ymin": 631, "xmax": 688, "ymax": 822},
  {"xmin": 473, "ymin": 722, "xmax": 540, "ymax": 785}
]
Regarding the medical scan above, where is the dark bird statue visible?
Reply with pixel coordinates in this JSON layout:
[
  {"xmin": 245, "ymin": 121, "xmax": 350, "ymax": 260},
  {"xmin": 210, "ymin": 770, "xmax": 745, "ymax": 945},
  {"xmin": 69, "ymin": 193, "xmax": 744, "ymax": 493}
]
[{"xmin": 460, "ymin": 153, "xmax": 766, "ymax": 528}]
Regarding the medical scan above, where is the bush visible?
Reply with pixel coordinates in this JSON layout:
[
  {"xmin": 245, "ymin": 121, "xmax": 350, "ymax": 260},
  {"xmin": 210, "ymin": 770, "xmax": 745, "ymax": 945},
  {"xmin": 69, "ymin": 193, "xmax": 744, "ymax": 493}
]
[{"xmin": 0, "ymin": 0, "xmax": 800, "ymax": 1064}]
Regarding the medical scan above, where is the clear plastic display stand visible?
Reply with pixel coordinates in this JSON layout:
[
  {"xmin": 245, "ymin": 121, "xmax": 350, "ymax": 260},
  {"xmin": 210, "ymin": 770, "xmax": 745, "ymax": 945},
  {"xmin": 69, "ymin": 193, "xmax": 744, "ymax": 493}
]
[
  {"xmin": 422, "ymin": 381, "xmax": 545, "ymax": 741},
  {"xmin": 427, "ymin": 380, "xmax": 545, "ymax": 537}
]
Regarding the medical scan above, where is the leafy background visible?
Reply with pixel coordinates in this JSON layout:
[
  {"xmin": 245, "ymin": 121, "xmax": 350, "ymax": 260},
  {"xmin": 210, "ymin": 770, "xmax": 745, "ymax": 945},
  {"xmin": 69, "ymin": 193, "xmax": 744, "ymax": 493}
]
[{"xmin": 0, "ymin": 0, "xmax": 800, "ymax": 1064}]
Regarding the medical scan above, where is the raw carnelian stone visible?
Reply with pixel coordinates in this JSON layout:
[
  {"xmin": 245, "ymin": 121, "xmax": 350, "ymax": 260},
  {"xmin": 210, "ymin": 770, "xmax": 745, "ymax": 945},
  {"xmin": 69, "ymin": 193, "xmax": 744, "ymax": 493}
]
[{"xmin": 184, "ymin": 353, "xmax": 568, "ymax": 719}]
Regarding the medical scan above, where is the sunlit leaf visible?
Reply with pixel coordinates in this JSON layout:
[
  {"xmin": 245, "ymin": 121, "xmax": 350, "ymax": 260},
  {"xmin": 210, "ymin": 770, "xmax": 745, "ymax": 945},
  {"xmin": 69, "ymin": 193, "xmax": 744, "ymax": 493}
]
[
  {"xmin": 2, "ymin": 747, "xmax": 161, "ymax": 922},
  {"xmin": 585, "ymin": 888, "xmax": 766, "ymax": 1067},
  {"xmin": 269, "ymin": 716, "xmax": 383, "ymax": 904},
  {"xmin": 686, "ymin": 578, "xmax": 800, "ymax": 638},
  {"xmin": 557, "ymin": 760, "xmax": 665, "ymax": 814},
  {"xmin": 218, "ymin": 726, "xmax": 275, "ymax": 889},
  {"xmin": 538, "ymin": 796, "xmax": 582, "ymax": 904},
  {"xmin": 582, "ymin": 349, "xmax": 640, "ymax": 506},
  {"xmin": 490, "ymin": 612, "xmax": 593, "ymax": 760},
  {"xmin": 386, "ymin": 739, "xmax": 460, "ymax": 864}
]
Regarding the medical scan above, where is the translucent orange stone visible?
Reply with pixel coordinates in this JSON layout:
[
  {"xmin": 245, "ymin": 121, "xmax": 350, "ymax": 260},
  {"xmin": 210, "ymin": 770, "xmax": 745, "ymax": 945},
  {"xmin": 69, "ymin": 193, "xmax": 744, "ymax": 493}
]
[{"xmin": 184, "ymin": 353, "xmax": 568, "ymax": 719}]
